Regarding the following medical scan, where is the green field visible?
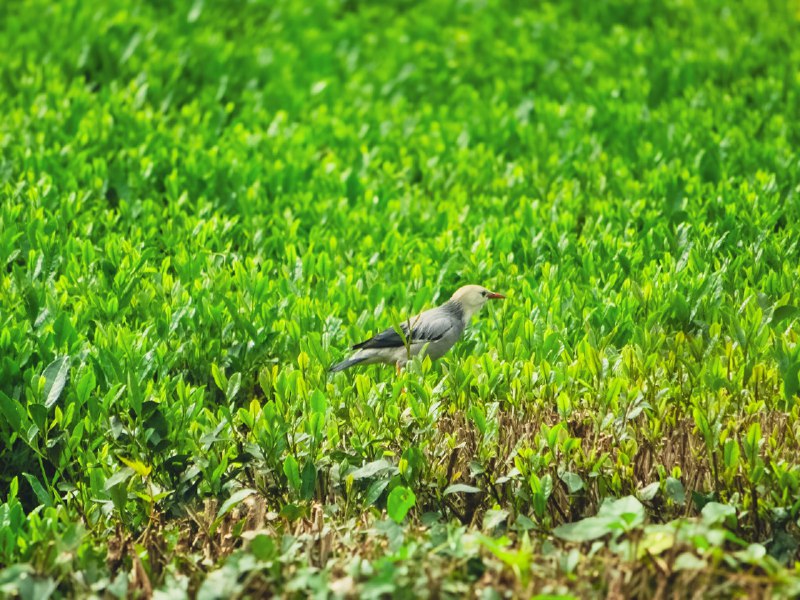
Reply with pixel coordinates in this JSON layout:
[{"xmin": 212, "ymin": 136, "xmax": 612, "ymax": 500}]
[{"xmin": 2, "ymin": 0, "xmax": 800, "ymax": 597}]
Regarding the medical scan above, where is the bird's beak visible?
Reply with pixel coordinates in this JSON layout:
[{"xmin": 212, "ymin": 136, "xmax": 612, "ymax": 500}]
[{"xmin": 487, "ymin": 291, "xmax": 505, "ymax": 300}]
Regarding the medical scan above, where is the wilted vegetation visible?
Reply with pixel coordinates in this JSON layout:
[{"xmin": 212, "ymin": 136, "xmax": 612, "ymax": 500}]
[{"xmin": 2, "ymin": 0, "xmax": 800, "ymax": 597}]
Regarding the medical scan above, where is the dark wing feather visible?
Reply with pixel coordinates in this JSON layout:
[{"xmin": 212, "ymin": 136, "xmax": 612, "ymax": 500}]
[
  {"xmin": 351, "ymin": 323, "xmax": 408, "ymax": 350},
  {"xmin": 352, "ymin": 314, "xmax": 454, "ymax": 350}
]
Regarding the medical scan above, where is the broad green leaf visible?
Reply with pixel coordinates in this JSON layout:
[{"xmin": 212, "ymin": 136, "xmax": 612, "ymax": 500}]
[
  {"xmin": 691, "ymin": 490, "xmax": 716, "ymax": 512},
  {"xmin": 22, "ymin": 473, "xmax": 52, "ymax": 508},
  {"xmin": 443, "ymin": 483, "xmax": 481, "ymax": 495},
  {"xmin": 350, "ymin": 459, "xmax": 396, "ymax": 480},
  {"xmin": 782, "ymin": 363, "xmax": 800, "ymax": 401},
  {"xmin": 469, "ymin": 405, "xmax": 487, "ymax": 435},
  {"xmin": 665, "ymin": 477, "xmax": 685, "ymax": 505},
  {"xmin": 216, "ymin": 488, "xmax": 255, "ymax": 520},
  {"xmin": 75, "ymin": 370, "xmax": 96, "ymax": 405},
  {"xmin": 0, "ymin": 391, "xmax": 23, "ymax": 431},
  {"xmin": 638, "ymin": 526, "xmax": 676, "ymax": 557},
  {"xmin": 211, "ymin": 363, "xmax": 227, "ymax": 392},
  {"xmin": 734, "ymin": 543, "xmax": 767, "ymax": 564},
  {"xmin": 560, "ymin": 471, "xmax": 584, "ymax": 494},
  {"xmin": 280, "ymin": 503, "xmax": 305, "ymax": 521},
  {"xmin": 387, "ymin": 485, "xmax": 415, "ymax": 523},
  {"xmin": 283, "ymin": 455, "xmax": 301, "ymax": 491},
  {"xmin": 673, "ymin": 552, "xmax": 708, "ymax": 571},
  {"xmin": 249, "ymin": 534, "xmax": 276, "ymax": 561},
  {"xmin": 598, "ymin": 496, "xmax": 645, "ymax": 528},
  {"xmin": 309, "ymin": 389, "xmax": 327, "ymax": 414},
  {"xmin": 743, "ymin": 422, "xmax": 762, "ymax": 464},
  {"xmin": 400, "ymin": 446, "xmax": 425, "ymax": 483},
  {"xmin": 104, "ymin": 467, "xmax": 135, "ymax": 490},
  {"xmin": 638, "ymin": 482, "xmax": 660, "ymax": 501},
  {"xmin": 365, "ymin": 479, "xmax": 391, "ymax": 505},
  {"xmin": 701, "ymin": 502, "xmax": 736, "ymax": 526},
  {"xmin": 300, "ymin": 461, "xmax": 316, "ymax": 500},
  {"xmin": 553, "ymin": 517, "xmax": 614, "ymax": 542},
  {"xmin": 772, "ymin": 305, "xmax": 799, "ymax": 326},
  {"xmin": 226, "ymin": 372, "xmax": 241, "ymax": 402},
  {"xmin": 483, "ymin": 508, "xmax": 509, "ymax": 531},
  {"xmin": 42, "ymin": 356, "xmax": 70, "ymax": 409},
  {"xmin": 477, "ymin": 533, "xmax": 533, "ymax": 572},
  {"xmin": 723, "ymin": 438, "xmax": 740, "ymax": 470}
]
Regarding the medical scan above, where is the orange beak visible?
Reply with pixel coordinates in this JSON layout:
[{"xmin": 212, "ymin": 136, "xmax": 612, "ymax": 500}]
[{"xmin": 487, "ymin": 291, "xmax": 505, "ymax": 300}]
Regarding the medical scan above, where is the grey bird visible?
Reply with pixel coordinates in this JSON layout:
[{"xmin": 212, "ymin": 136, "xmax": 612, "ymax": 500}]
[{"xmin": 330, "ymin": 285, "xmax": 505, "ymax": 373}]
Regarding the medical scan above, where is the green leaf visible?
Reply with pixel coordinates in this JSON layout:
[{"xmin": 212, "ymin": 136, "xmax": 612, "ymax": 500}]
[
  {"xmin": 483, "ymin": 508, "xmax": 509, "ymax": 531},
  {"xmin": 0, "ymin": 564, "xmax": 34, "ymax": 591},
  {"xmin": 211, "ymin": 363, "xmax": 227, "ymax": 392},
  {"xmin": 673, "ymin": 552, "xmax": 708, "ymax": 571},
  {"xmin": 743, "ymin": 422, "xmax": 762, "ymax": 464},
  {"xmin": 723, "ymin": 438, "xmax": 740, "ymax": 470},
  {"xmin": 280, "ymin": 503, "xmax": 305, "ymax": 521},
  {"xmin": 104, "ymin": 467, "xmax": 135, "ymax": 490},
  {"xmin": 469, "ymin": 405, "xmax": 487, "ymax": 435},
  {"xmin": 639, "ymin": 526, "xmax": 676, "ymax": 556},
  {"xmin": 553, "ymin": 516, "xmax": 614, "ymax": 542},
  {"xmin": 734, "ymin": 543, "xmax": 767, "ymax": 564},
  {"xmin": 222, "ymin": 296, "xmax": 259, "ymax": 343},
  {"xmin": 0, "ymin": 390, "xmax": 23, "ymax": 432},
  {"xmin": 767, "ymin": 528, "xmax": 798, "ymax": 565},
  {"xmin": 0, "ymin": 566, "xmax": 57, "ymax": 599},
  {"xmin": 300, "ymin": 461, "xmax": 316, "ymax": 500},
  {"xmin": 771, "ymin": 305, "xmax": 799, "ymax": 326},
  {"xmin": 75, "ymin": 369, "xmax": 96, "ymax": 405},
  {"xmin": 477, "ymin": 533, "xmax": 533, "ymax": 572},
  {"xmin": 365, "ymin": 478, "xmax": 391, "ymax": 505},
  {"xmin": 701, "ymin": 502, "xmax": 736, "ymax": 526},
  {"xmin": 690, "ymin": 491, "xmax": 715, "ymax": 513},
  {"xmin": 249, "ymin": 534, "xmax": 276, "ymax": 561},
  {"xmin": 560, "ymin": 471, "xmax": 584, "ymax": 494},
  {"xmin": 283, "ymin": 455, "xmax": 301, "ymax": 491},
  {"xmin": 28, "ymin": 405, "xmax": 46, "ymax": 436},
  {"xmin": 782, "ymin": 362, "xmax": 800, "ymax": 401},
  {"xmin": 387, "ymin": 485, "xmax": 415, "ymax": 523},
  {"xmin": 350, "ymin": 459, "xmax": 396, "ymax": 480},
  {"xmin": 42, "ymin": 356, "xmax": 70, "ymax": 409},
  {"xmin": 310, "ymin": 389, "xmax": 327, "ymax": 413},
  {"xmin": 555, "ymin": 496, "xmax": 646, "ymax": 542},
  {"xmin": 665, "ymin": 477, "xmax": 685, "ymax": 505},
  {"xmin": 216, "ymin": 488, "xmax": 255, "ymax": 520},
  {"xmin": 23, "ymin": 473, "xmax": 53, "ymax": 507},
  {"xmin": 400, "ymin": 446, "xmax": 425, "ymax": 483},
  {"xmin": 226, "ymin": 372, "xmax": 242, "ymax": 402},
  {"xmin": 598, "ymin": 496, "xmax": 645, "ymax": 529},
  {"xmin": 638, "ymin": 482, "xmax": 660, "ymax": 501},
  {"xmin": 443, "ymin": 483, "xmax": 481, "ymax": 495}
]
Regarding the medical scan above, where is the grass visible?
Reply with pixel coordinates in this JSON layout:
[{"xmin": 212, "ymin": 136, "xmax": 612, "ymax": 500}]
[{"xmin": 2, "ymin": 0, "xmax": 800, "ymax": 597}]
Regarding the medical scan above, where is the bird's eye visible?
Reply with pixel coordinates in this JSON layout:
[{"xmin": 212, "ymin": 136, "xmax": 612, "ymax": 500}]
[{"xmin": 481, "ymin": 291, "xmax": 487, "ymax": 297}]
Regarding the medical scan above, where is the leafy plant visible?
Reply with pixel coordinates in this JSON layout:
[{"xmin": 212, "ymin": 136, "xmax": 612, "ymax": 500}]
[{"xmin": 1, "ymin": 0, "xmax": 800, "ymax": 596}]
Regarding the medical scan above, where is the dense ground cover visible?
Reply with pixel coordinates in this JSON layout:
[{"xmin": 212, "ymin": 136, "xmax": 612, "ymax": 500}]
[{"xmin": 2, "ymin": 0, "xmax": 800, "ymax": 597}]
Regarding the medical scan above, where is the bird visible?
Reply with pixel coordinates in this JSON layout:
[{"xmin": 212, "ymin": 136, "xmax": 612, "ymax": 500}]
[{"xmin": 329, "ymin": 284, "xmax": 505, "ymax": 373}]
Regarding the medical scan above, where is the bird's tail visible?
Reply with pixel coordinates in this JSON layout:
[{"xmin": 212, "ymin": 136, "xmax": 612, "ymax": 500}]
[{"xmin": 329, "ymin": 355, "xmax": 366, "ymax": 373}]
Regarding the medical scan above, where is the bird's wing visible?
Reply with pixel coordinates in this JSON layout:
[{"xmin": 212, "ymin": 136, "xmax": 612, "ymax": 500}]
[{"xmin": 352, "ymin": 310, "xmax": 457, "ymax": 350}]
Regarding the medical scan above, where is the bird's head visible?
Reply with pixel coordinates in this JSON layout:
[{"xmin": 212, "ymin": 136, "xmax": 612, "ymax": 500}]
[{"xmin": 450, "ymin": 284, "xmax": 505, "ymax": 320}]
